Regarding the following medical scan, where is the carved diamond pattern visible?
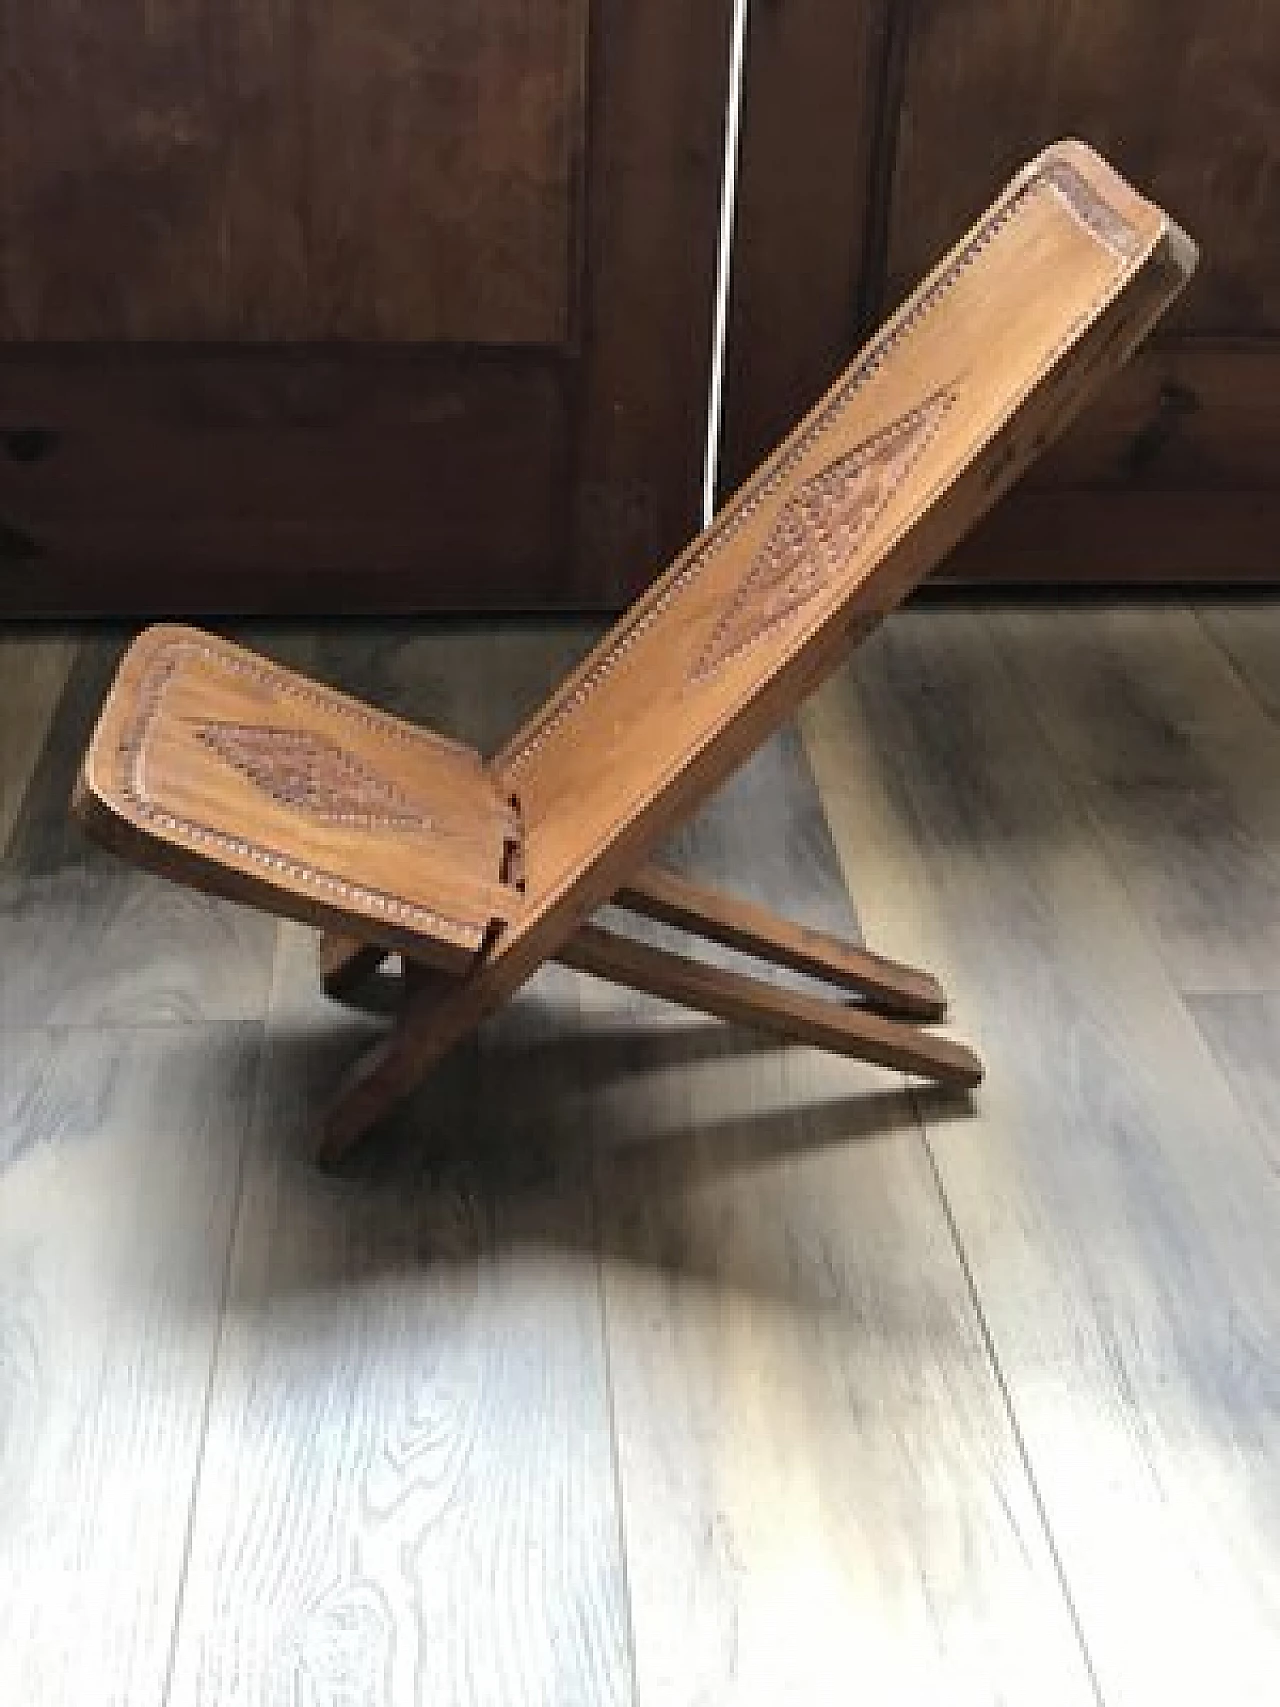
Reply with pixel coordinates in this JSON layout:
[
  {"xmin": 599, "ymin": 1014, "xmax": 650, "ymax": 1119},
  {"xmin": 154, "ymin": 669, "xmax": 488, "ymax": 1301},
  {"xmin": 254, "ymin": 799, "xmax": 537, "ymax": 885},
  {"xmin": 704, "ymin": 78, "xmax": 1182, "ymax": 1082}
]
[
  {"xmin": 692, "ymin": 389, "xmax": 954, "ymax": 681},
  {"xmin": 192, "ymin": 721, "xmax": 430, "ymax": 829}
]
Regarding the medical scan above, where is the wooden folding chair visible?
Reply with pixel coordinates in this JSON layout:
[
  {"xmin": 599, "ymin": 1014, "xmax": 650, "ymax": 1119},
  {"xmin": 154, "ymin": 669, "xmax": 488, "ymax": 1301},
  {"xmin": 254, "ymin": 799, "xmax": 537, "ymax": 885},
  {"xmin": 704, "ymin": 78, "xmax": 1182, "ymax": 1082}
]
[{"xmin": 73, "ymin": 142, "xmax": 1196, "ymax": 1162}]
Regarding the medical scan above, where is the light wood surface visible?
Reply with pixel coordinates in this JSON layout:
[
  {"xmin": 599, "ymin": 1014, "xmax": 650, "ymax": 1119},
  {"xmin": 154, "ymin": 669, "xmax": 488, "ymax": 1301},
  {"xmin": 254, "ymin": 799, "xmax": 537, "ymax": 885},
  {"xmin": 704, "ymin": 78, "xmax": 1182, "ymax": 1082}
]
[
  {"xmin": 804, "ymin": 608, "xmax": 1280, "ymax": 1707},
  {"xmin": 75, "ymin": 625, "xmax": 523, "ymax": 969},
  {"xmin": 0, "ymin": 629, "xmax": 77, "ymax": 854},
  {"xmin": 0, "ymin": 1022, "xmax": 261, "ymax": 1707},
  {"xmin": 588, "ymin": 719, "xmax": 1096, "ymax": 1707},
  {"xmin": 990, "ymin": 604, "xmax": 1280, "ymax": 995},
  {"xmin": 4, "ymin": 633, "xmax": 278, "ymax": 1029},
  {"xmin": 1188, "ymin": 993, "xmax": 1280, "ymax": 1174},
  {"xmin": 1198, "ymin": 600, "xmax": 1280, "ymax": 725}
]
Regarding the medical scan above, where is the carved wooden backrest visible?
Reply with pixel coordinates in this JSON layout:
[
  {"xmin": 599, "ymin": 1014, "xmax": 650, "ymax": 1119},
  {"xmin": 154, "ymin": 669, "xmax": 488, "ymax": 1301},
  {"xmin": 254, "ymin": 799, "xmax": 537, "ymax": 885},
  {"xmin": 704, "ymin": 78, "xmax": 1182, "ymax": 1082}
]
[{"xmin": 493, "ymin": 142, "xmax": 1193, "ymax": 939}]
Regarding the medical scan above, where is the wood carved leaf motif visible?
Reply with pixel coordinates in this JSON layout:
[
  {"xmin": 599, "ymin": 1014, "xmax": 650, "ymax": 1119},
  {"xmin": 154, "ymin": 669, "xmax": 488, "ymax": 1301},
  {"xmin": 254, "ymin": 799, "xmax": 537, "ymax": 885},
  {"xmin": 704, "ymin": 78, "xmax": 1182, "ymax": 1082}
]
[
  {"xmin": 693, "ymin": 389, "xmax": 955, "ymax": 680},
  {"xmin": 191, "ymin": 721, "xmax": 431, "ymax": 829}
]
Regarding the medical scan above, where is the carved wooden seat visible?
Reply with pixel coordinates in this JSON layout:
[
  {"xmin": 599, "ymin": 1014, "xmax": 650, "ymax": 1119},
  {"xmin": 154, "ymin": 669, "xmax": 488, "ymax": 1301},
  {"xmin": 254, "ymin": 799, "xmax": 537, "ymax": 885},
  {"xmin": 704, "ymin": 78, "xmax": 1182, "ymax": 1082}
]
[{"xmin": 74, "ymin": 142, "xmax": 1196, "ymax": 1161}]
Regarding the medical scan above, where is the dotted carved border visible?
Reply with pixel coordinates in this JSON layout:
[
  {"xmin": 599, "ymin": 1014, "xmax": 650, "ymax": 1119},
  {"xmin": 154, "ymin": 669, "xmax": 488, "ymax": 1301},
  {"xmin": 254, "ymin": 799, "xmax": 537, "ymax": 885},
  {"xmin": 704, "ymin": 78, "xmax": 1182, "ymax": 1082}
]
[
  {"xmin": 113, "ymin": 637, "xmax": 490, "ymax": 945},
  {"xmin": 503, "ymin": 152, "xmax": 1143, "ymax": 775},
  {"xmin": 689, "ymin": 387, "xmax": 957, "ymax": 684}
]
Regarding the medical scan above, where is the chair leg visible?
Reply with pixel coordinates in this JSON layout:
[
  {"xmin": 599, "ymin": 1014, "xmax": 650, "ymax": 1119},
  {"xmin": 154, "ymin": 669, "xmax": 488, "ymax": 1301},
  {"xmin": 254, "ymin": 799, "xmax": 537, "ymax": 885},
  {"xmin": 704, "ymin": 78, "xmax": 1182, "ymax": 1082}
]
[
  {"xmin": 558, "ymin": 922, "xmax": 982, "ymax": 1089},
  {"xmin": 322, "ymin": 863, "xmax": 947, "ymax": 1020},
  {"xmin": 319, "ymin": 931, "xmax": 389, "ymax": 1001},
  {"xmin": 316, "ymin": 967, "xmax": 505, "ymax": 1164},
  {"xmin": 615, "ymin": 865, "xmax": 947, "ymax": 1020}
]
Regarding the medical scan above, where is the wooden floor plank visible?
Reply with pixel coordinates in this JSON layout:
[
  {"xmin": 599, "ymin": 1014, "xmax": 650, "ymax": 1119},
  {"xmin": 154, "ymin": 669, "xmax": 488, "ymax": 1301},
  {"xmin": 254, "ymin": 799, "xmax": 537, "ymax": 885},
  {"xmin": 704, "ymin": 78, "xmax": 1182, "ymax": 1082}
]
[
  {"xmin": 804, "ymin": 610, "xmax": 1280, "ymax": 1706},
  {"xmin": 1, "ymin": 632, "xmax": 277, "ymax": 1028},
  {"xmin": 164, "ymin": 923, "xmax": 635, "ymax": 1707},
  {"xmin": 0, "ymin": 628, "xmax": 78, "ymax": 857},
  {"xmin": 1186, "ymin": 993, "xmax": 1280, "ymax": 1175},
  {"xmin": 164, "ymin": 628, "xmax": 634, "ymax": 1707},
  {"xmin": 590, "ymin": 725, "xmax": 1096, "ymax": 1707},
  {"xmin": 989, "ymin": 604, "xmax": 1280, "ymax": 996},
  {"xmin": 1196, "ymin": 599, "xmax": 1280, "ymax": 725},
  {"xmin": 0, "ymin": 1023, "xmax": 262, "ymax": 1707}
]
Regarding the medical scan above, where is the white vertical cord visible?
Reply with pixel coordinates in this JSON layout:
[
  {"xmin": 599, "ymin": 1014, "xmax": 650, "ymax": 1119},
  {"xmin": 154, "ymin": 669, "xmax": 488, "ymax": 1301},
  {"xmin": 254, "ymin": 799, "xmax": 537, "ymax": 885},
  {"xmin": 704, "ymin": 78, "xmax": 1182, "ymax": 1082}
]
[{"xmin": 701, "ymin": 0, "xmax": 751, "ymax": 526}]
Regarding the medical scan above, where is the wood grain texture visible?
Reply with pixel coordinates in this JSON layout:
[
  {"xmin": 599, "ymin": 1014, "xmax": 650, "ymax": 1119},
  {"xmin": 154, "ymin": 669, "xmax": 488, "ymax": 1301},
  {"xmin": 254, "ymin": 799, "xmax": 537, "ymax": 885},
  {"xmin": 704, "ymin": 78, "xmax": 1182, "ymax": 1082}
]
[
  {"xmin": 938, "ymin": 488, "xmax": 1280, "ymax": 585},
  {"xmin": 570, "ymin": 0, "xmax": 737, "ymax": 601},
  {"xmin": 716, "ymin": 0, "xmax": 892, "ymax": 494},
  {"xmin": 943, "ymin": 347, "xmax": 1280, "ymax": 583},
  {"xmin": 0, "ymin": 628, "xmax": 77, "ymax": 854},
  {"xmin": 1188, "ymin": 994, "xmax": 1280, "ymax": 1179},
  {"xmin": 804, "ymin": 609, "xmax": 1280, "ymax": 1705},
  {"xmin": 990, "ymin": 605, "xmax": 1280, "ymax": 994},
  {"xmin": 0, "ymin": 1023, "xmax": 261, "ymax": 1707},
  {"xmin": 75, "ymin": 625, "xmax": 524, "ymax": 968},
  {"xmin": 589, "ymin": 723, "xmax": 1096, "ymax": 1707},
  {"xmin": 884, "ymin": 0, "xmax": 1280, "ymax": 335},
  {"xmin": 0, "ymin": 354, "xmax": 570, "ymax": 614},
  {"xmin": 0, "ymin": 0, "xmax": 584, "ymax": 341},
  {"xmin": 1198, "ymin": 598, "xmax": 1280, "ymax": 723},
  {"xmin": 164, "ymin": 924, "xmax": 633, "ymax": 1705}
]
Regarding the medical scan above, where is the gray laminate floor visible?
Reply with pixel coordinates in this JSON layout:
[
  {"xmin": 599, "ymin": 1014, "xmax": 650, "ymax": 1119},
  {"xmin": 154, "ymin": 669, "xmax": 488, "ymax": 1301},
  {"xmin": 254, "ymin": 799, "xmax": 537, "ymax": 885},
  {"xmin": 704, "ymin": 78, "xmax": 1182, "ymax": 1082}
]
[{"xmin": 1, "ymin": 602, "xmax": 1277, "ymax": 1707}]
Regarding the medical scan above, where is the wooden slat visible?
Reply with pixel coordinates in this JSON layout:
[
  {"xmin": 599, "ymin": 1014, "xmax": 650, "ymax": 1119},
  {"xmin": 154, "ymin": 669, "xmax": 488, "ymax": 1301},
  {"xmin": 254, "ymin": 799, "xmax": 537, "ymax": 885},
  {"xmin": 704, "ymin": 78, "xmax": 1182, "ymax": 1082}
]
[
  {"xmin": 615, "ymin": 862, "xmax": 946, "ymax": 1018},
  {"xmin": 557, "ymin": 921, "xmax": 981, "ymax": 1087},
  {"xmin": 321, "ymin": 860, "xmax": 948, "ymax": 1021},
  {"xmin": 804, "ymin": 609, "xmax": 1280, "ymax": 1704}
]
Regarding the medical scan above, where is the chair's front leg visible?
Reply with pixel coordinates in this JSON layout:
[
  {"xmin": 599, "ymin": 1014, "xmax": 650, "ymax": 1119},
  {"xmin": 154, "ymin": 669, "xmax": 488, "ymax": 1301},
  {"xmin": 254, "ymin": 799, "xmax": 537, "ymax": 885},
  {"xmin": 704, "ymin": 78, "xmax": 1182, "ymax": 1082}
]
[{"xmin": 319, "ymin": 931, "xmax": 389, "ymax": 1001}]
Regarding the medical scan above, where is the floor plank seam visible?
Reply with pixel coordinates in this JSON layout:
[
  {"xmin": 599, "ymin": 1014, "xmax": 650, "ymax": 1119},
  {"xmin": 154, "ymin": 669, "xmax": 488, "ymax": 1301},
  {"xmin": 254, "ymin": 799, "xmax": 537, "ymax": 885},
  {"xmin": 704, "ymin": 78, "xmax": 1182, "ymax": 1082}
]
[
  {"xmin": 156, "ymin": 1022, "xmax": 271, "ymax": 1707},
  {"xmin": 589, "ymin": 1146, "xmax": 644, "ymax": 1707},
  {"xmin": 913, "ymin": 1092, "xmax": 1109, "ymax": 1707},
  {"xmin": 1190, "ymin": 604, "xmax": 1280, "ymax": 733}
]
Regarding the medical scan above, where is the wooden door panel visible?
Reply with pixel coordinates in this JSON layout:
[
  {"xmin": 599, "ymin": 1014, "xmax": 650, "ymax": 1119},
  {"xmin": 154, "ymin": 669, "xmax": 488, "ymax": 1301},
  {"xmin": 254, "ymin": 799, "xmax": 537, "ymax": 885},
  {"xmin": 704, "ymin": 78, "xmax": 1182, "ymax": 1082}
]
[
  {"xmin": 293, "ymin": 0, "xmax": 585, "ymax": 342},
  {"xmin": 720, "ymin": 0, "xmax": 1280, "ymax": 583},
  {"xmin": 887, "ymin": 0, "xmax": 1280, "ymax": 336},
  {"xmin": 0, "ymin": 353, "xmax": 568, "ymax": 611},
  {"xmin": 0, "ymin": 0, "xmax": 736, "ymax": 613},
  {"xmin": 1, "ymin": 0, "xmax": 585, "ymax": 342}
]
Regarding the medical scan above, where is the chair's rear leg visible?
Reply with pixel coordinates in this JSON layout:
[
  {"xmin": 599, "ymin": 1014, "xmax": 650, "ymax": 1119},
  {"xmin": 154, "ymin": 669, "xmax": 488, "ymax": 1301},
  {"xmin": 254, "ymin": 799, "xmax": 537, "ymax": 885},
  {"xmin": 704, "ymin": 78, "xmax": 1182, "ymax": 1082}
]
[
  {"xmin": 559, "ymin": 923, "xmax": 982, "ymax": 1089},
  {"xmin": 319, "ymin": 931, "xmax": 389, "ymax": 1002},
  {"xmin": 616, "ymin": 865, "xmax": 947, "ymax": 1020}
]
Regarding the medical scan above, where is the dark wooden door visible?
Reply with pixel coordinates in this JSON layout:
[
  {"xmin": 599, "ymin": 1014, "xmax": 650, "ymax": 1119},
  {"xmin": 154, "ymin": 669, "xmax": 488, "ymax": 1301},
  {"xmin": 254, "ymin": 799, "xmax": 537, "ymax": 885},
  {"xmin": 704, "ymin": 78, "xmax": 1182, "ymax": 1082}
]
[
  {"xmin": 720, "ymin": 0, "xmax": 1280, "ymax": 584},
  {"xmin": 0, "ymin": 0, "xmax": 734, "ymax": 613}
]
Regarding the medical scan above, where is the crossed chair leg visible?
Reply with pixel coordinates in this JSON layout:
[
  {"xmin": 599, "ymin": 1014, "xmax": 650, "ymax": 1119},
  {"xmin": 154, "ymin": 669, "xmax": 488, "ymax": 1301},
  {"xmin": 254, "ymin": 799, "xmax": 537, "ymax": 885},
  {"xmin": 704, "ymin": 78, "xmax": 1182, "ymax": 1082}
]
[{"xmin": 315, "ymin": 864, "xmax": 981, "ymax": 1160}]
